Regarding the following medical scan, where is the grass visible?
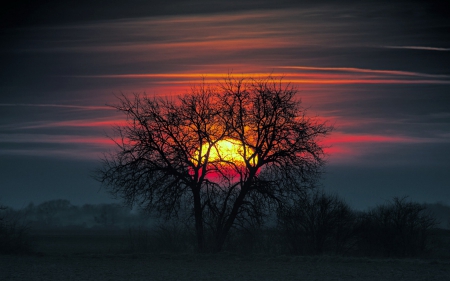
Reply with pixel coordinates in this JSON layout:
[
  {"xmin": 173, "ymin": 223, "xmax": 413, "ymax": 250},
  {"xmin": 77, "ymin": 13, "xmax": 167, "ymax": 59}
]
[
  {"xmin": 32, "ymin": 233, "xmax": 127, "ymax": 255},
  {"xmin": 1, "ymin": 228, "xmax": 450, "ymax": 281},
  {"xmin": 1, "ymin": 250, "xmax": 449, "ymax": 281}
]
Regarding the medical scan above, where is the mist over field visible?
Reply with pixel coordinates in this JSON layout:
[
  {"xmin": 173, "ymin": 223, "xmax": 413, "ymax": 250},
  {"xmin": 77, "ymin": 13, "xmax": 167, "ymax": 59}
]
[{"xmin": 2, "ymin": 198, "xmax": 450, "ymax": 280}]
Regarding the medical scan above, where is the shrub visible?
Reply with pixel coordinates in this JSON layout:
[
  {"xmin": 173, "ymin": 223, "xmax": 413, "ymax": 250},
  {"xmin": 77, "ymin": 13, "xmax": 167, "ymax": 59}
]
[
  {"xmin": 355, "ymin": 197, "xmax": 437, "ymax": 257},
  {"xmin": 277, "ymin": 191, "xmax": 355, "ymax": 255},
  {"xmin": 0, "ymin": 206, "xmax": 33, "ymax": 255}
]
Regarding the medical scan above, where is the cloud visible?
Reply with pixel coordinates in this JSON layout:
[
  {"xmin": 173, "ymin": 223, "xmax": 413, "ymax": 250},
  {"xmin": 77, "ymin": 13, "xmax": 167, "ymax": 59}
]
[
  {"xmin": 323, "ymin": 132, "xmax": 450, "ymax": 165},
  {"xmin": 383, "ymin": 46, "xmax": 450, "ymax": 52},
  {"xmin": 0, "ymin": 103, "xmax": 112, "ymax": 110},
  {"xmin": 276, "ymin": 66, "xmax": 450, "ymax": 79},
  {"xmin": 0, "ymin": 133, "xmax": 117, "ymax": 160},
  {"xmin": 2, "ymin": 8, "xmax": 449, "ymax": 147},
  {"xmin": 19, "ymin": 119, "xmax": 128, "ymax": 129},
  {"xmin": 0, "ymin": 133, "xmax": 117, "ymax": 146},
  {"xmin": 74, "ymin": 67, "xmax": 450, "ymax": 86}
]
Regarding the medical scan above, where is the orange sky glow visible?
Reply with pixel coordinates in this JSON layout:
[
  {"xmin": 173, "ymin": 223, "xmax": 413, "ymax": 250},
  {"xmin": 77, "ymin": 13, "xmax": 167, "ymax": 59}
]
[{"xmin": 2, "ymin": 1, "xmax": 449, "ymax": 208}]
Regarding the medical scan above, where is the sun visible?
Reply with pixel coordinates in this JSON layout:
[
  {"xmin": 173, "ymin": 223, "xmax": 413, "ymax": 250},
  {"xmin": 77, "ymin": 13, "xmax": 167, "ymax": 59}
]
[{"xmin": 192, "ymin": 138, "xmax": 257, "ymax": 177}]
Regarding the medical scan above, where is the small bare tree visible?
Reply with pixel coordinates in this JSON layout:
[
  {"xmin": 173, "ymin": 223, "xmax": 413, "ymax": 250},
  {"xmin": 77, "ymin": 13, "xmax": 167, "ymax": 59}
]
[{"xmin": 96, "ymin": 76, "xmax": 330, "ymax": 252}]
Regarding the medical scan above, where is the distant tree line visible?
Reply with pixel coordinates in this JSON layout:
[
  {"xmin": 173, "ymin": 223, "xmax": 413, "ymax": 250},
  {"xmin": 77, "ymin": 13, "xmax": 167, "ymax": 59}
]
[
  {"xmin": 1, "ymin": 197, "xmax": 449, "ymax": 257},
  {"xmin": 1, "ymin": 200, "xmax": 153, "ymax": 233},
  {"xmin": 277, "ymin": 194, "xmax": 440, "ymax": 257}
]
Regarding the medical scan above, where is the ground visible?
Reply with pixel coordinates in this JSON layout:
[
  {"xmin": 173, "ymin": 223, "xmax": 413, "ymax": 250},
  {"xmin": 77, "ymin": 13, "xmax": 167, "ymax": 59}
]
[
  {"xmin": 2, "ymin": 253, "xmax": 450, "ymax": 281},
  {"xmin": 1, "ymin": 232, "xmax": 450, "ymax": 281}
]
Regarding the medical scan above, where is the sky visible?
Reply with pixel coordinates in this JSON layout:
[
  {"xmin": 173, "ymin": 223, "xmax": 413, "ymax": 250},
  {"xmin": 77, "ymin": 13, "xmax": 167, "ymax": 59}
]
[{"xmin": 1, "ymin": 0, "xmax": 449, "ymax": 210}]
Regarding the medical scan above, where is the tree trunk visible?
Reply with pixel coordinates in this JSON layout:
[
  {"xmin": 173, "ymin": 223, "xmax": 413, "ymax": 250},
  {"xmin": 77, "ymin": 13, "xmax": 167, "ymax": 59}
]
[{"xmin": 213, "ymin": 184, "xmax": 251, "ymax": 252}]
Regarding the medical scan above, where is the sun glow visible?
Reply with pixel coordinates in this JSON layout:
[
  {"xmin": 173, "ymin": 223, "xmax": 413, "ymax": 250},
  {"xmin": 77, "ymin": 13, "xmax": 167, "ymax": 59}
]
[{"xmin": 193, "ymin": 138, "xmax": 257, "ymax": 174}]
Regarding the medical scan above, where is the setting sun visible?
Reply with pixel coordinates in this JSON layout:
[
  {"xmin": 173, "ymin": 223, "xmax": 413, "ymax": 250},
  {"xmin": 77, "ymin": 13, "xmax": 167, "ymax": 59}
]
[{"xmin": 193, "ymin": 138, "xmax": 257, "ymax": 170}]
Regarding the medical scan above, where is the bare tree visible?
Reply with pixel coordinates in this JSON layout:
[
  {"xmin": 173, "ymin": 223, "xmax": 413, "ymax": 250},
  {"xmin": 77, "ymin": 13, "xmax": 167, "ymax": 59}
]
[
  {"xmin": 357, "ymin": 197, "xmax": 437, "ymax": 257},
  {"xmin": 96, "ymin": 76, "xmax": 330, "ymax": 252},
  {"xmin": 277, "ymin": 190, "xmax": 355, "ymax": 255}
]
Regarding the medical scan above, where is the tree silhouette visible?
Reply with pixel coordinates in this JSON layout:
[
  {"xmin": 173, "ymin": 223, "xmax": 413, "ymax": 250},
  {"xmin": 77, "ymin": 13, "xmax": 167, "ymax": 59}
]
[
  {"xmin": 96, "ymin": 76, "xmax": 330, "ymax": 252},
  {"xmin": 277, "ymin": 191, "xmax": 354, "ymax": 255},
  {"xmin": 357, "ymin": 197, "xmax": 437, "ymax": 257},
  {"xmin": 0, "ymin": 204, "xmax": 32, "ymax": 254}
]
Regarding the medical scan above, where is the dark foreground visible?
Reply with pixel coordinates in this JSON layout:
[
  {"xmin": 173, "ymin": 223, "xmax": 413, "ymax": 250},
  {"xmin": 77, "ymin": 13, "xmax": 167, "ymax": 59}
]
[
  {"xmin": 1, "ymin": 253, "xmax": 449, "ymax": 281},
  {"xmin": 2, "ymin": 232, "xmax": 450, "ymax": 281}
]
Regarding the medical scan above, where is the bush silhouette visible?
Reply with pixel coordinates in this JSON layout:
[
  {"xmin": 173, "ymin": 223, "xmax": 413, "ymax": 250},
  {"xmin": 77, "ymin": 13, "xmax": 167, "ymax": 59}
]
[
  {"xmin": 355, "ymin": 197, "xmax": 437, "ymax": 257},
  {"xmin": 0, "ymin": 206, "xmax": 33, "ymax": 255},
  {"xmin": 277, "ymin": 191, "xmax": 355, "ymax": 255}
]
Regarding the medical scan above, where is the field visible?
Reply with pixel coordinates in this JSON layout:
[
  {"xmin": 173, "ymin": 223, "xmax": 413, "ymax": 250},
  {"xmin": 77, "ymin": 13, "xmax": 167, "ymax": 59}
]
[{"xmin": 1, "ymin": 233, "xmax": 450, "ymax": 281}]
